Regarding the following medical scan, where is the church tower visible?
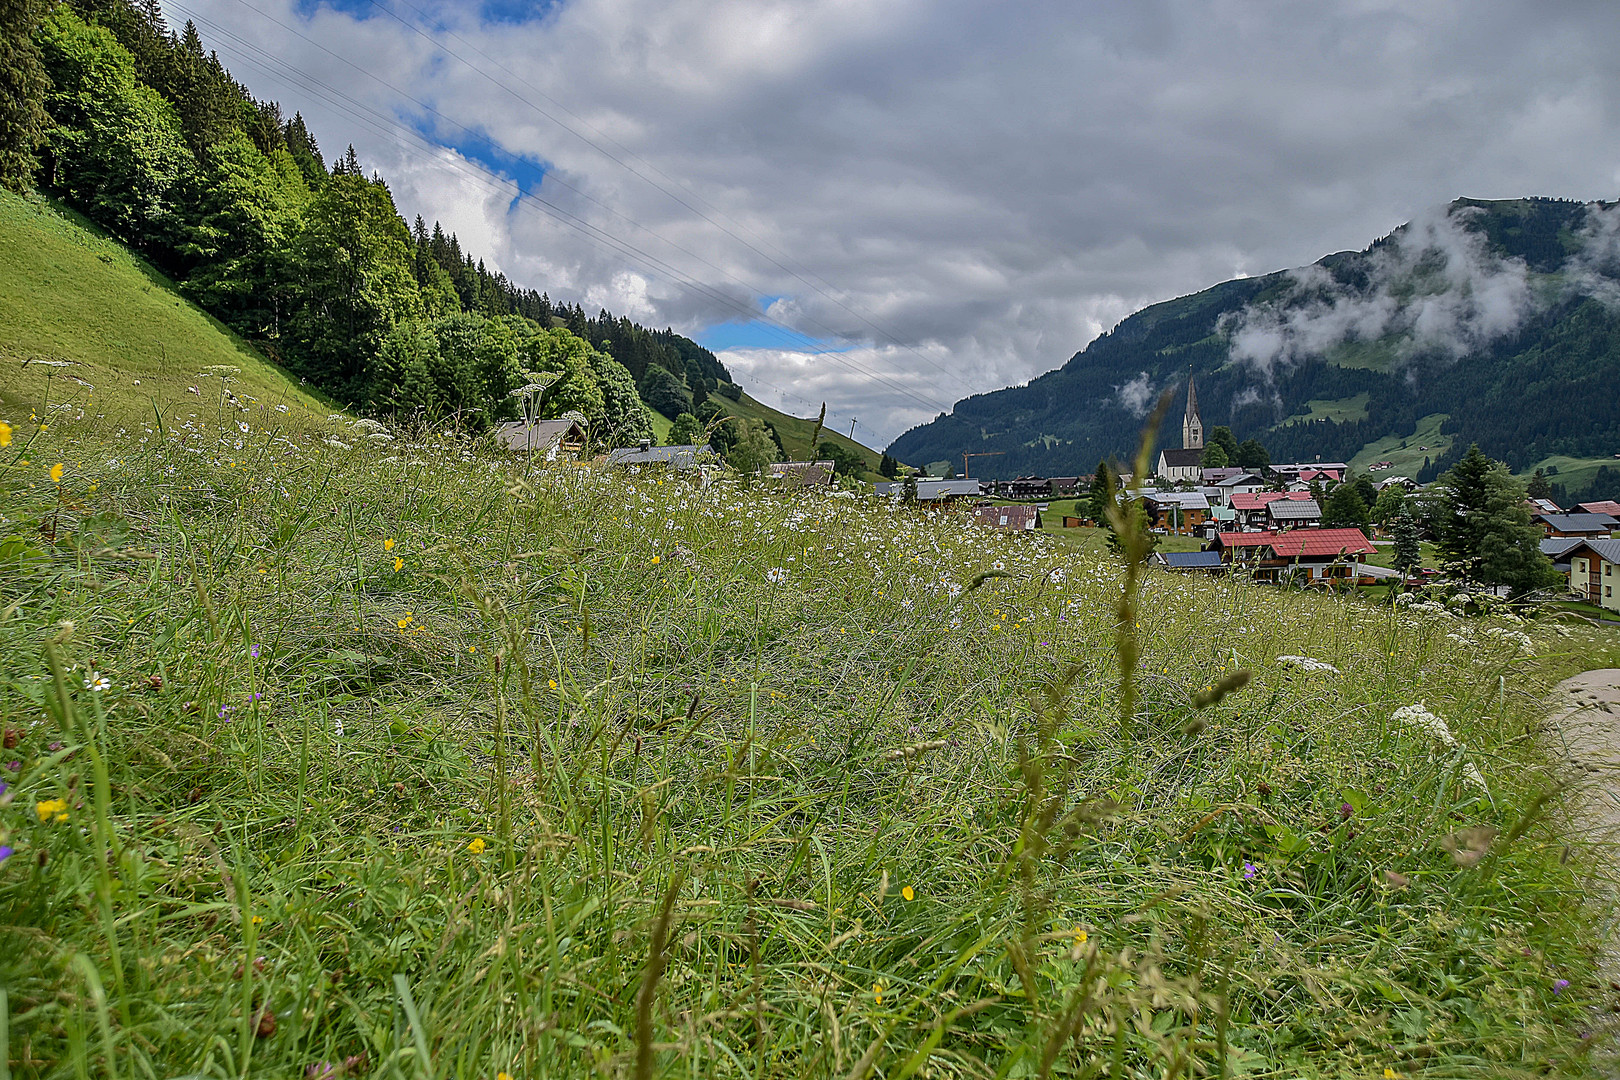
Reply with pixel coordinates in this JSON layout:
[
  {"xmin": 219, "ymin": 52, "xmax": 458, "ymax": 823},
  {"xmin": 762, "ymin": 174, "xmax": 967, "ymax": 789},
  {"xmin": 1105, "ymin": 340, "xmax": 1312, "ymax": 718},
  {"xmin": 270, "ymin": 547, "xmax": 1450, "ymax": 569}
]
[{"xmin": 1182, "ymin": 376, "xmax": 1204, "ymax": 450}]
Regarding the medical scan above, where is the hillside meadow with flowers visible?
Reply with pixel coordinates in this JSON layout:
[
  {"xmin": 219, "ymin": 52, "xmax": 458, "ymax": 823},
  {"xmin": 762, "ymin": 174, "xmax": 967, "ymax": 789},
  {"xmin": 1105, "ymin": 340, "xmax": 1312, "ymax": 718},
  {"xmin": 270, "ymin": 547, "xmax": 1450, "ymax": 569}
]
[{"xmin": 1, "ymin": 403, "xmax": 1618, "ymax": 1079}]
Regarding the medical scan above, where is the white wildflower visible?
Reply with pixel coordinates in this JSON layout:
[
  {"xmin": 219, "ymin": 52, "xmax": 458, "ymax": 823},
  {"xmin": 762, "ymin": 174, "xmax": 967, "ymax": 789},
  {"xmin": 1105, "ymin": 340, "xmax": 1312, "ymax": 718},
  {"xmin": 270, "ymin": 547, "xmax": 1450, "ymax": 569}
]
[
  {"xmin": 1276, "ymin": 655, "xmax": 1340, "ymax": 674},
  {"xmin": 323, "ymin": 438, "xmax": 351, "ymax": 450},
  {"xmin": 766, "ymin": 566, "xmax": 788, "ymax": 584},
  {"xmin": 1392, "ymin": 703, "xmax": 1457, "ymax": 747},
  {"xmin": 84, "ymin": 672, "xmax": 111, "ymax": 692}
]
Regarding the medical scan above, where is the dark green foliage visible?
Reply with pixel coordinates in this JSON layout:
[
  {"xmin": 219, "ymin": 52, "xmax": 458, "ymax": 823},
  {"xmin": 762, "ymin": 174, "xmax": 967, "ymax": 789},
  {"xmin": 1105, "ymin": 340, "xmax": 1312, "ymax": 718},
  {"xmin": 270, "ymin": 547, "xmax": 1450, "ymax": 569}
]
[
  {"xmin": 38, "ymin": 7, "xmax": 193, "ymax": 254},
  {"xmin": 1235, "ymin": 438, "xmax": 1270, "ymax": 471},
  {"xmin": 1371, "ymin": 484, "xmax": 1406, "ymax": 526},
  {"xmin": 1208, "ymin": 425, "xmax": 1239, "ymax": 464},
  {"xmin": 1088, "ymin": 463, "xmax": 1116, "ymax": 527},
  {"xmin": 638, "ymin": 360, "xmax": 692, "ymax": 419},
  {"xmin": 0, "ymin": 0, "xmax": 50, "ymax": 190},
  {"xmin": 1391, "ymin": 509, "xmax": 1422, "ymax": 577},
  {"xmin": 587, "ymin": 346, "xmax": 654, "ymax": 447},
  {"xmin": 1321, "ymin": 482, "xmax": 1370, "ymax": 530},
  {"xmin": 714, "ymin": 416, "xmax": 780, "ymax": 472},
  {"xmin": 668, "ymin": 413, "xmax": 702, "ymax": 445},
  {"xmin": 281, "ymin": 170, "xmax": 423, "ymax": 400},
  {"xmin": 1200, "ymin": 442, "xmax": 1229, "ymax": 468},
  {"xmin": 814, "ymin": 440, "xmax": 865, "ymax": 478},
  {"xmin": 22, "ymin": 0, "xmax": 732, "ymax": 434},
  {"xmin": 1434, "ymin": 445, "xmax": 1562, "ymax": 596},
  {"xmin": 1525, "ymin": 468, "xmax": 1552, "ymax": 500},
  {"xmin": 878, "ymin": 453, "xmax": 899, "ymax": 479}
]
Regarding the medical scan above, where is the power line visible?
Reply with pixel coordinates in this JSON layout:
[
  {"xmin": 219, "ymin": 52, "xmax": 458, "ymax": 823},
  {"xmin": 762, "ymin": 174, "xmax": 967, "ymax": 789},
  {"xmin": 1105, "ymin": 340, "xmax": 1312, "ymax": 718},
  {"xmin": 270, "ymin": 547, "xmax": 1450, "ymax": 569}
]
[{"xmin": 167, "ymin": 0, "xmax": 959, "ymax": 418}]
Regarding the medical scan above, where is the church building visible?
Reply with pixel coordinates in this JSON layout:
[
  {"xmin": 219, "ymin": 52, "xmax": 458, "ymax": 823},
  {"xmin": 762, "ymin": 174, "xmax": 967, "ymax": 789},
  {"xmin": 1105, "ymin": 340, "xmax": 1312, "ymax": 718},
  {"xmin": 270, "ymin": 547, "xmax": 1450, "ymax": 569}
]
[{"xmin": 1155, "ymin": 376, "xmax": 1205, "ymax": 483}]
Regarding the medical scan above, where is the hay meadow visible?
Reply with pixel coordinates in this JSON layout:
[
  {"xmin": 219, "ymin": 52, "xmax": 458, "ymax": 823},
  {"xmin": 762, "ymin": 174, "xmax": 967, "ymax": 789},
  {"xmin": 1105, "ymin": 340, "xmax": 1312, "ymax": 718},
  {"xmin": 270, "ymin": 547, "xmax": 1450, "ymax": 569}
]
[{"xmin": 1, "ymin": 389, "xmax": 1616, "ymax": 1079}]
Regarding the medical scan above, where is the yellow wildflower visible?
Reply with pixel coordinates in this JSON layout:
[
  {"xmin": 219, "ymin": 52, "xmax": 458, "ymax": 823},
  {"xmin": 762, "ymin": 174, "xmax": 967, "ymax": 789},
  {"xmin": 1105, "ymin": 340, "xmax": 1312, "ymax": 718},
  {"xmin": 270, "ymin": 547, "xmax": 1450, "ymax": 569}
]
[
  {"xmin": 394, "ymin": 557, "xmax": 404, "ymax": 572},
  {"xmin": 499, "ymin": 1074, "xmax": 513, "ymax": 1080},
  {"xmin": 36, "ymin": 798, "xmax": 69, "ymax": 823},
  {"xmin": 467, "ymin": 837, "xmax": 486, "ymax": 854},
  {"xmin": 1073, "ymin": 929, "xmax": 1088, "ymax": 945},
  {"xmin": 651, "ymin": 555, "xmax": 661, "ymax": 564},
  {"xmin": 548, "ymin": 679, "xmax": 558, "ymax": 690},
  {"xmin": 384, "ymin": 538, "xmax": 395, "ymax": 551},
  {"xmin": 873, "ymin": 982, "xmax": 884, "ymax": 1005},
  {"xmin": 901, "ymin": 886, "xmax": 914, "ymax": 901},
  {"xmin": 468, "ymin": 645, "xmax": 477, "ymax": 653},
  {"xmin": 1384, "ymin": 1071, "xmax": 1400, "ymax": 1079},
  {"xmin": 0, "ymin": 420, "xmax": 10, "ymax": 447},
  {"xmin": 49, "ymin": 462, "xmax": 64, "ymax": 483}
]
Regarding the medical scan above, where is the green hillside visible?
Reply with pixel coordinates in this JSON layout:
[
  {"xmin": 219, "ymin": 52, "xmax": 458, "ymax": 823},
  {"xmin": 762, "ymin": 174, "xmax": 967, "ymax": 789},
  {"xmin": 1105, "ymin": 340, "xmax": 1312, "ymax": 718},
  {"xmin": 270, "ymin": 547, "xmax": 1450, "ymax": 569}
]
[
  {"xmin": 891, "ymin": 197, "xmax": 1620, "ymax": 501},
  {"xmin": 0, "ymin": 190, "xmax": 334, "ymax": 428},
  {"xmin": 712, "ymin": 390, "xmax": 885, "ymax": 476}
]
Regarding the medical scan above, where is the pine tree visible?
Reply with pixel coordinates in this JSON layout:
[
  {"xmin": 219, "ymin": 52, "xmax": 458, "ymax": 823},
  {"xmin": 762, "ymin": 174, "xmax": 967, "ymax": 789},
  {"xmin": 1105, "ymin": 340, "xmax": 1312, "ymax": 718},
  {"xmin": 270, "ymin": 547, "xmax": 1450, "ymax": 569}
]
[
  {"xmin": 1434, "ymin": 445, "xmax": 1561, "ymax": 595},
  {"xmin": 0, "ymin": 0, "xmax": 51, "ymax": 190},
  {"xmin": 1391, "ymin": 509, "xmax": 1422, "ymax": 579},
  {"xmin": 1525, "ymin": 468, "xmax": 1553, "ymax": 501},
  {"xmin": 1088, "ymin": 462, "xmax": 1116, "ymax": 525},
  {"xmin": 878, "ymin": 453, "xmax": 899, "ymax": 479}
]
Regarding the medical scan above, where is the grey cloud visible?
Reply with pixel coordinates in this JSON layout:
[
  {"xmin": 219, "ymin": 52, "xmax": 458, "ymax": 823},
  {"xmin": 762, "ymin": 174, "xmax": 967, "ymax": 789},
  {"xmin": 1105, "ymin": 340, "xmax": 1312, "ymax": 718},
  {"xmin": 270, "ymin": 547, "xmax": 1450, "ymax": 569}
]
[{"xmin": 177, "ymin": 0, "xmax": 1620, "ymax": 445}]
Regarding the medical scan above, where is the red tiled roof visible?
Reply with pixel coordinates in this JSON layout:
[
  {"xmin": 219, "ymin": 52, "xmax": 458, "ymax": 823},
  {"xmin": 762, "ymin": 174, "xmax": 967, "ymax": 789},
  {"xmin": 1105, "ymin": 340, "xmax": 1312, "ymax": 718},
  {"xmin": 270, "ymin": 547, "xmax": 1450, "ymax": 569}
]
[
  {"xmin": 1265, "ymin": 528, "xmax": 1376, "ymax": 558},
  {"xmin": 1214, "ymin": 531, "xmax": 1275, "ymax": 547},
  {"xmin": 1229, "ymin": 491, "xmax": 1314, "ymax": 511},
  {"xmin": 1579, "ymin": 500, "xmax": 1620, "ymax": 516}
]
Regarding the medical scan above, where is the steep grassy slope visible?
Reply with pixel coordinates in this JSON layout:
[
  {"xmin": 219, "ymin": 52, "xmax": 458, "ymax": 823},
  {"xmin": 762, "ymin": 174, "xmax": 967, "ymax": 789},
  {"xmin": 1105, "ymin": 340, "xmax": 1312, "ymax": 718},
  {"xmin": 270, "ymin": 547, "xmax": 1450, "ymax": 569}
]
[
  {"xmin": 712, "ymin": 389, "xmax": 884, "ymax": 475},
  {"xmin": 0, "ymin": 191, "xmax": 335, "ymax": 430},
  {"xmin": 890, "ymin": 197, "xmax": 1620, "ymax": 484}
]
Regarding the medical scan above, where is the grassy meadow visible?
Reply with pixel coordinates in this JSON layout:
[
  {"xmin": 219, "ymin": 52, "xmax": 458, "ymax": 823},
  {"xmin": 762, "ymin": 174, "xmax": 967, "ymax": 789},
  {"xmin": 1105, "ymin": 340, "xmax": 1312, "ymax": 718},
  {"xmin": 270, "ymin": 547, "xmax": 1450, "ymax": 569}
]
[{"xmin": 1, "ymin": 392, "xmax": 1618, "ymax": 1078}]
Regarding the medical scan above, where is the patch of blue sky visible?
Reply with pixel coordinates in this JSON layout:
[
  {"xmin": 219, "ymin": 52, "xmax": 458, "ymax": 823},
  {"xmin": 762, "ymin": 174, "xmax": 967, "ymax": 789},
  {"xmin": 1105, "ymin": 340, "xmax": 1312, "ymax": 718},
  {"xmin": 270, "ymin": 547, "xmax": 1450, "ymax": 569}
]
[
  {"xmin": 698, "ymin": 320, "xmax": 850, "ymax": 354},
  {"xmin": 292, "ymin": 0, "xmax": 565, "ymax": 29},
  {"xmin": 405, "ymin": 115, "xmax": 549, "ymax": 204}
]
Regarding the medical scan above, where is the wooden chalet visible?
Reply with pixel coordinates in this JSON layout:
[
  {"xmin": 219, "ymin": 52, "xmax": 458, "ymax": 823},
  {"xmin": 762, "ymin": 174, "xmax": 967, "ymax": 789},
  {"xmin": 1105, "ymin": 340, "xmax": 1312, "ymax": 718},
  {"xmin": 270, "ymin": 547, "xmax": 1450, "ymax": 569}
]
[
  {"xmin": 972, "ymin": 504, "xmax": 1042, "ymax": 532},
  {"xmin": 1534, "ymin": 512, "xmax": 1618, "ymax": 539},
  {"xmin": 1209, "ymin": 528, "xmax": 1377, "ymax": 582}
]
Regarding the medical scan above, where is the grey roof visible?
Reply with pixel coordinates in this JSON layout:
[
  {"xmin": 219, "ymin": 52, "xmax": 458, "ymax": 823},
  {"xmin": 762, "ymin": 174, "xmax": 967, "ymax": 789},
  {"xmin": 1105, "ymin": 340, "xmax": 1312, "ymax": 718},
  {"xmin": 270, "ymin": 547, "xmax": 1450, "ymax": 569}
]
[
  {"xmin": 1158, "ymin": 448, "xmax": 1203, "ymax": 469},
  {"xmin": 1541, "ymin": 537, "xmax": 1584, "ymax": 558},
  {"xmin": 1266, "ymin": 499, "xmax": 1322, "ymax": 520},
  {"xmin": 1353, "ymin": 562, "xmax": 1405, "ymax": 580},
  {"xmin": 873, "ymin": 478, "xmax": 983, "ymax": 500},
  {"xmin": 1567, "ymin": 538, "xmax": 1620, "ymax": 564},
  {"xmin": 1538, "ymin": 513, "xmax": 1618, "ymax": 533},
  {"xmin": 607, "ymin": 443, "xmax": 703, "ymax": 468},
  {"xmin": 1144, "ymin": 492, "xmax": 1210, "ymax": 510},
  {"xmin": 492, "ymin": 418, "xmax": 586, "ymax": 452},
  {"xmin": 1216, "ymin": 472, "xmax": 1265, "ymax": 487},
  {"xmin": 1160, "ymin": 550, "xmax": 1224, "ymax": 569}
]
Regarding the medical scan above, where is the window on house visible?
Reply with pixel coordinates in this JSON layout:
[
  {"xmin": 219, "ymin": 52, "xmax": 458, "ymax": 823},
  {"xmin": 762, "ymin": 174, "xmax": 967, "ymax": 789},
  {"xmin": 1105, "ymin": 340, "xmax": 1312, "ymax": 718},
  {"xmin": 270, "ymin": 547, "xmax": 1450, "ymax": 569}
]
[{"xmin": 1608, "ymin": 586, "xmax": 1613, "ymax": 598}]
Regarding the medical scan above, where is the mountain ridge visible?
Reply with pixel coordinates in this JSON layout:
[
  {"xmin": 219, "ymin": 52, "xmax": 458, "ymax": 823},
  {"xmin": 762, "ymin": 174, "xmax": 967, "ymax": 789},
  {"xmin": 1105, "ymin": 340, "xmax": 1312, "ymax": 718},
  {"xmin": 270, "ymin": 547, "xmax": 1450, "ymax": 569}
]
[{"xmin": 888, "ymin": 197, "xmax": 1620, "ymax": 492}]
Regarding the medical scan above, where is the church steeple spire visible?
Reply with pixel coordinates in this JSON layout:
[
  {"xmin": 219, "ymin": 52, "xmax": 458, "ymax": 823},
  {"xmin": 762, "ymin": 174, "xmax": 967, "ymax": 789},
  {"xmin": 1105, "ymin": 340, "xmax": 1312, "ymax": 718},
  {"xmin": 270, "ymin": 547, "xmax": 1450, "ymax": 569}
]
[{"xmin": 1182, "ymin": 375, "xmax": 1203, "ymax": 450}]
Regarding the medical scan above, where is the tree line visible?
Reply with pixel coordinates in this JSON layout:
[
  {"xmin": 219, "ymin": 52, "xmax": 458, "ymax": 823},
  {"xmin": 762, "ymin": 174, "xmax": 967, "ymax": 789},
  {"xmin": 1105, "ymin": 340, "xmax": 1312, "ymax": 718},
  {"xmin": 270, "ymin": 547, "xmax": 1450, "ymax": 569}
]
[{"xmin": 0, "ymin": 0, "xmax": 737, "ymax": 441}]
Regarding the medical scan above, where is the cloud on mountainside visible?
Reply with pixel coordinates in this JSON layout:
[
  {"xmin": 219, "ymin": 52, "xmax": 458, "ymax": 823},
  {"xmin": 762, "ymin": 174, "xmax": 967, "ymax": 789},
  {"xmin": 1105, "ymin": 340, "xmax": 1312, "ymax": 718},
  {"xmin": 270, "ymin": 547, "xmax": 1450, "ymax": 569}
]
[
  {"xmin": 1222, "ymin": 200, "xmax": 1620, "ymax": 391},
  {"xmin": 177, "ymin": 0, "xmax": 1620, "ymax": 444}
]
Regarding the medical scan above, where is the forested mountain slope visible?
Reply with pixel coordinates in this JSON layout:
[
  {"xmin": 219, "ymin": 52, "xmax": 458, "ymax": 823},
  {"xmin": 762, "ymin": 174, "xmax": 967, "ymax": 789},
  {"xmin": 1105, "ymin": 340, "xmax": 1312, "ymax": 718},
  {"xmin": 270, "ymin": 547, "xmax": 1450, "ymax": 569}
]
[
  {"xmin": 2, "ymin": 0, "xmax": 775, "ymax": 446},
  {"xmin": 889, "ymin": 197, "xmax": 1620, "ymax": 488}
]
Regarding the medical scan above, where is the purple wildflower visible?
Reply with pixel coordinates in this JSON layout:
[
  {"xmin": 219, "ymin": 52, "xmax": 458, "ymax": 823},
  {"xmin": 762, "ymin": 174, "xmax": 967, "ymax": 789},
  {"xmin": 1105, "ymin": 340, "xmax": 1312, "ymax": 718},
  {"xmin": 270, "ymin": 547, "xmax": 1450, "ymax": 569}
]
[
  {"xmin": 1243, "ymin": 862, "xmax": 1258, "ymax": 879},
  {"xmin": 47, "ymin": 741, "xmax": 62, "ymax": 752},
  {"xmin": 250, "ymin": 645, "xmax": 260, "ymax": 659},
  {"xmin": 1553, "ymin": 979, "xmax": 1570, "ymax": 993},
  {"xmin": 0, "ymin": 845, "xmax": 12, "ymax": 864}
]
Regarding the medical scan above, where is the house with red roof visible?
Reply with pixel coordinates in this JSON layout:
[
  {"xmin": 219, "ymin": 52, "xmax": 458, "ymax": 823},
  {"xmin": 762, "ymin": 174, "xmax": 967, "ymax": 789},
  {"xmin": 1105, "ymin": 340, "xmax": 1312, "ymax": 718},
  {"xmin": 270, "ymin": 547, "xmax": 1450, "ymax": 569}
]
[
  {"xmin": 1229, "ymin": 490, "xmax": 1317, "ymax": 530},
  {"xmin": 1209, "ymin": 528, "xmax": 1377, "ymax": 582}
]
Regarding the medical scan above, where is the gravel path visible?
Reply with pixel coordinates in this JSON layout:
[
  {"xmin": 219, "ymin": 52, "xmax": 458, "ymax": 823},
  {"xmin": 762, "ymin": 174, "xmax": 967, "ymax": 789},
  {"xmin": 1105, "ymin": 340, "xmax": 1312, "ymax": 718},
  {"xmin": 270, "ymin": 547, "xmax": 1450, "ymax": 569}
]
[{"xmin": 1548, "ymin": 670, "xmax": 1620, "ymax": 1071}]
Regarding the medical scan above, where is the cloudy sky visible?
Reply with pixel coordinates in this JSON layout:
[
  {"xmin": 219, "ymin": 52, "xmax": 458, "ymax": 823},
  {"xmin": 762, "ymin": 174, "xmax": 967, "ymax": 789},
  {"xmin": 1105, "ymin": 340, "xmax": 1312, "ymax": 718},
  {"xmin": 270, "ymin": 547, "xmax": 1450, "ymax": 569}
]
[{"xmin": 166, "ymin": 0, "xmax": 1620, "ymax": 446}]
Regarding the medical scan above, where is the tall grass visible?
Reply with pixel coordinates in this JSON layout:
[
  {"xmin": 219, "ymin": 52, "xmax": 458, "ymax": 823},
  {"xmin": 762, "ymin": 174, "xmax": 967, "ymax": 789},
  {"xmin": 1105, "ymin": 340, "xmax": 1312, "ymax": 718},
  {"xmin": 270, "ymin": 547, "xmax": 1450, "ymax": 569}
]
[{"xmin": 0, "ymin": 403, "xmax": 1614, "ymax": 1078}]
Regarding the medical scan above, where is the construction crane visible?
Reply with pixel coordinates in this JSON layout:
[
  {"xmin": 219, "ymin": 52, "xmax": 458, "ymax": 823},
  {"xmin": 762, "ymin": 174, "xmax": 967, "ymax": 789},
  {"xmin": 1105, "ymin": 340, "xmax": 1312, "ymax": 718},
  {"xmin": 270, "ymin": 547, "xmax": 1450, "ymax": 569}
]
[{"xmin": 962, "ymin": 450, "xmax": 1005, "ymax": 478}]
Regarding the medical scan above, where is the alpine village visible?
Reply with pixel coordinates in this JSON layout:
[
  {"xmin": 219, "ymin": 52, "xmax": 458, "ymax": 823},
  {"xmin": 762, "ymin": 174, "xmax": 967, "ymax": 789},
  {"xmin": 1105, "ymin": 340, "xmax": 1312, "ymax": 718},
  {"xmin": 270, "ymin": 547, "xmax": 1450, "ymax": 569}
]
[{"xmin": 5, "ymin": 2, "xmax": 1620, "ymax": 1079}]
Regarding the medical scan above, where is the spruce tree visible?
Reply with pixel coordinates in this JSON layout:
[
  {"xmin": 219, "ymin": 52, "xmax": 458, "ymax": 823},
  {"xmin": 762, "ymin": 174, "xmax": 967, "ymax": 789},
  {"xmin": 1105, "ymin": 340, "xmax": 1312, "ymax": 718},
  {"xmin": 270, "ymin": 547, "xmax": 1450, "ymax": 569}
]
[
  {"xmin": 0, "ymin": 0, "xmax": 50, "ymax": 190},
  {"xmin": 1088, "ymin": 462, "xmax": 1116, "ymax": 525},
  {"xmin": 878, "ymin": 453, "xmax": 899, "ymax": 479},
  {"xmin": 1391, "ymin": 509, "xmax": 1422, "ymax": 579},
  {"xmin": 1434, "ymin": 445, "xmax": 1561, "ymax": 596}
]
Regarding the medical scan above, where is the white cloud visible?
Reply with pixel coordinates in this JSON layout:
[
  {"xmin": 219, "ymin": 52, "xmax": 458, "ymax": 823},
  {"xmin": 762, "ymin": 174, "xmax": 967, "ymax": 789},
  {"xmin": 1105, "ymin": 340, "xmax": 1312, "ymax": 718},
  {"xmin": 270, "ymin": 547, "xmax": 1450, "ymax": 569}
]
[{"xmin": 172, "ymin": 0, "xmax": 1620, "ymax": 446}]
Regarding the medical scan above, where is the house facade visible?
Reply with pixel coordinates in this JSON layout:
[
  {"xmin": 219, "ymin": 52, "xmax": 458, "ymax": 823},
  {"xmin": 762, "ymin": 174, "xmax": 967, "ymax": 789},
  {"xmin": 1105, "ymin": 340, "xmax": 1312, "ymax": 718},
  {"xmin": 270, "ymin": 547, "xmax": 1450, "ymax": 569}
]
[
  {"xmin": 1210, "ymin": 528, "xmax": 1376, "ymax": 582},
  {"xmin": 1564, "ymin": 538, "xmax": 1620, "ymax": 611},
  {"xmin": 972, "ymin": 504, "xmax": 1042, "ymax": 531},
  {"xmin": 1142, "ymin": 492, "xmax": 1210, "ymax": 534},
  {"xmin": 1534, "ymin": 512, "xmax": 1618, "ymax": 539}
]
